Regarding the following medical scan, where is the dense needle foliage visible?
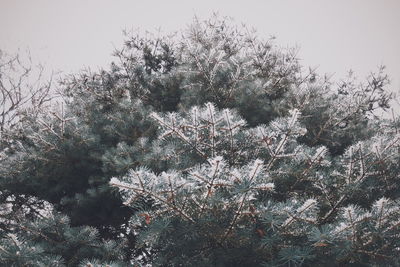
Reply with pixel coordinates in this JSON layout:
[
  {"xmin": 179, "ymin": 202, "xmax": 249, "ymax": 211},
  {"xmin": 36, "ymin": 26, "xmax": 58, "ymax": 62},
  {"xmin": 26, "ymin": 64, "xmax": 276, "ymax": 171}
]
[{"xmin": 0, "ymin": 16, "xmax": 399, "ymax": 266}]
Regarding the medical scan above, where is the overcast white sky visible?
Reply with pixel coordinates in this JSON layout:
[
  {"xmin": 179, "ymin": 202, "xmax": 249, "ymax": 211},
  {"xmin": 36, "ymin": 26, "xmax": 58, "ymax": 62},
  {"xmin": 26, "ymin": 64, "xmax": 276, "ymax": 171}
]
[{"xmin": 1, "ymin": 0, "xmax": 399, "ymax": 96}]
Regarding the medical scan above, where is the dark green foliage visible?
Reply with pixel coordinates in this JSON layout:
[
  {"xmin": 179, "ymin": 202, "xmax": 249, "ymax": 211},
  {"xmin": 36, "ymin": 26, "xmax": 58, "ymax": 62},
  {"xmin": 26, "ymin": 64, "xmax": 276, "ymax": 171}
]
[{"xmin": 0, "ymin": 214, "xmax": 124, "ymax": 266}]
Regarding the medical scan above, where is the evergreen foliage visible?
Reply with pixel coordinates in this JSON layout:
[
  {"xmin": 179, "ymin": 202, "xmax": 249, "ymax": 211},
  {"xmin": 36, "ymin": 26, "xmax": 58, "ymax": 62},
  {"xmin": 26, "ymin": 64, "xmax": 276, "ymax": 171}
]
[{"xmin": 0, "ymin": 16, "xmax": 399, "ymax": 266}]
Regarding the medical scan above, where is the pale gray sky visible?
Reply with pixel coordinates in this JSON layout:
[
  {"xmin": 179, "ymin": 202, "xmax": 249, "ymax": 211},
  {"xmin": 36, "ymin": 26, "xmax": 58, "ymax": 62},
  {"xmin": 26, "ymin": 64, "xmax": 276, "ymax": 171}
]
[{"xmin": 1, "ymin": 0, "xmax": 399, "ymax": 94}]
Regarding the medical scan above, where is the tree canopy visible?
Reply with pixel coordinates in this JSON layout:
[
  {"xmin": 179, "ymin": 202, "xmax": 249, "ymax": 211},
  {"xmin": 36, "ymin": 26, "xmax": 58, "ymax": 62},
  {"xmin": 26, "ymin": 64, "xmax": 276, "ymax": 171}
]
[{"xmin": 0, "ymin": 16, "xmax": 399, "ymax": 266}]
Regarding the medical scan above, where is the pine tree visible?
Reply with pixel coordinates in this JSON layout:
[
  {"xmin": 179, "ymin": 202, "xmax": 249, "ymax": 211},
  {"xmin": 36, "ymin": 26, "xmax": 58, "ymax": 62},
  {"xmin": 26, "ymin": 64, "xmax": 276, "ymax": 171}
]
[
  {"xmin": 112, "ymin": 103, "xmax": 399, "ymax": 266},
  {"xmin": 1, "ymin": 15, "xmax": 399, "ymax": 266}
]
